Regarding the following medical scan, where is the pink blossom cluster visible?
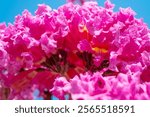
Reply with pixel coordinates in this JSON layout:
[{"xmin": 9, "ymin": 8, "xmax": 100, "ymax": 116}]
[{"xmin": 0, "ymin": 0, "xmax": 150, "ymax": 100}]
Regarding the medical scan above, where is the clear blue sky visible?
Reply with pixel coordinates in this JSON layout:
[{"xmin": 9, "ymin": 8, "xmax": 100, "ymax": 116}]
[{"xmin": 0, "ymin": 0, "xmax": 150, "ymax": 27}]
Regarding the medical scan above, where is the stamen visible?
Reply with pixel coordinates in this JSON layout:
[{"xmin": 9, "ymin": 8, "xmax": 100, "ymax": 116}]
[{"xmin": 92, "ymin": 47, "xmax": 108, "ymax": 53}]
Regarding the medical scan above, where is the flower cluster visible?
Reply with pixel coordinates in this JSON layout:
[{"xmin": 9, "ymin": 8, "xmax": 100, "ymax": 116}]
[{"xmin": 0, "ymin": 0, "xmax": 150, "ymax": 99}]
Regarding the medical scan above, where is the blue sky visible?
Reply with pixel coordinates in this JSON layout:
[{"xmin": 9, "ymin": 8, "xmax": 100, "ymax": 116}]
[{"xmin": 0, "ymin": 0, "xmax": 150, "ymax": 27}]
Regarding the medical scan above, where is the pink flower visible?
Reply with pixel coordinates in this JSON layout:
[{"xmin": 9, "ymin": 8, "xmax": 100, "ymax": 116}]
[
  {"xmin": 0, "ymin": 0, "xmax": 150, "ymax": 100},
  {"xmin": 40, "ymin": 33, "xmax": 57, "ymax": 55},
  {"xmin": 51, "ymin": 70, "xmax": 150, "ymax": 100},
  {"xmin": 140, "ymin": 66, "xmax": 150, "ymax": 82},
  {"xmin": 35, "ymin": 4, "xmax": 52, "ymax": 16},
  {"xmin": 68, "ymin": 72, "xmax": 109, "ymax": 100},
  {"xmin": 104, "ymin": 0, "xmax": 114, "ymax": 10},
  {"xmin": 21, "ymin": 52, "xmax": 33, "ymax": 69},
  {"xmin": 141, "ymin": 51, "xmax": 150, "ymax": 66},
  {"xmin": 51, "ymin": 77, "xmax": 70, "ymax": 99},
  {"xmin": 0, "ymin": 44, "xmax": 9, "ymax": 68}
]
